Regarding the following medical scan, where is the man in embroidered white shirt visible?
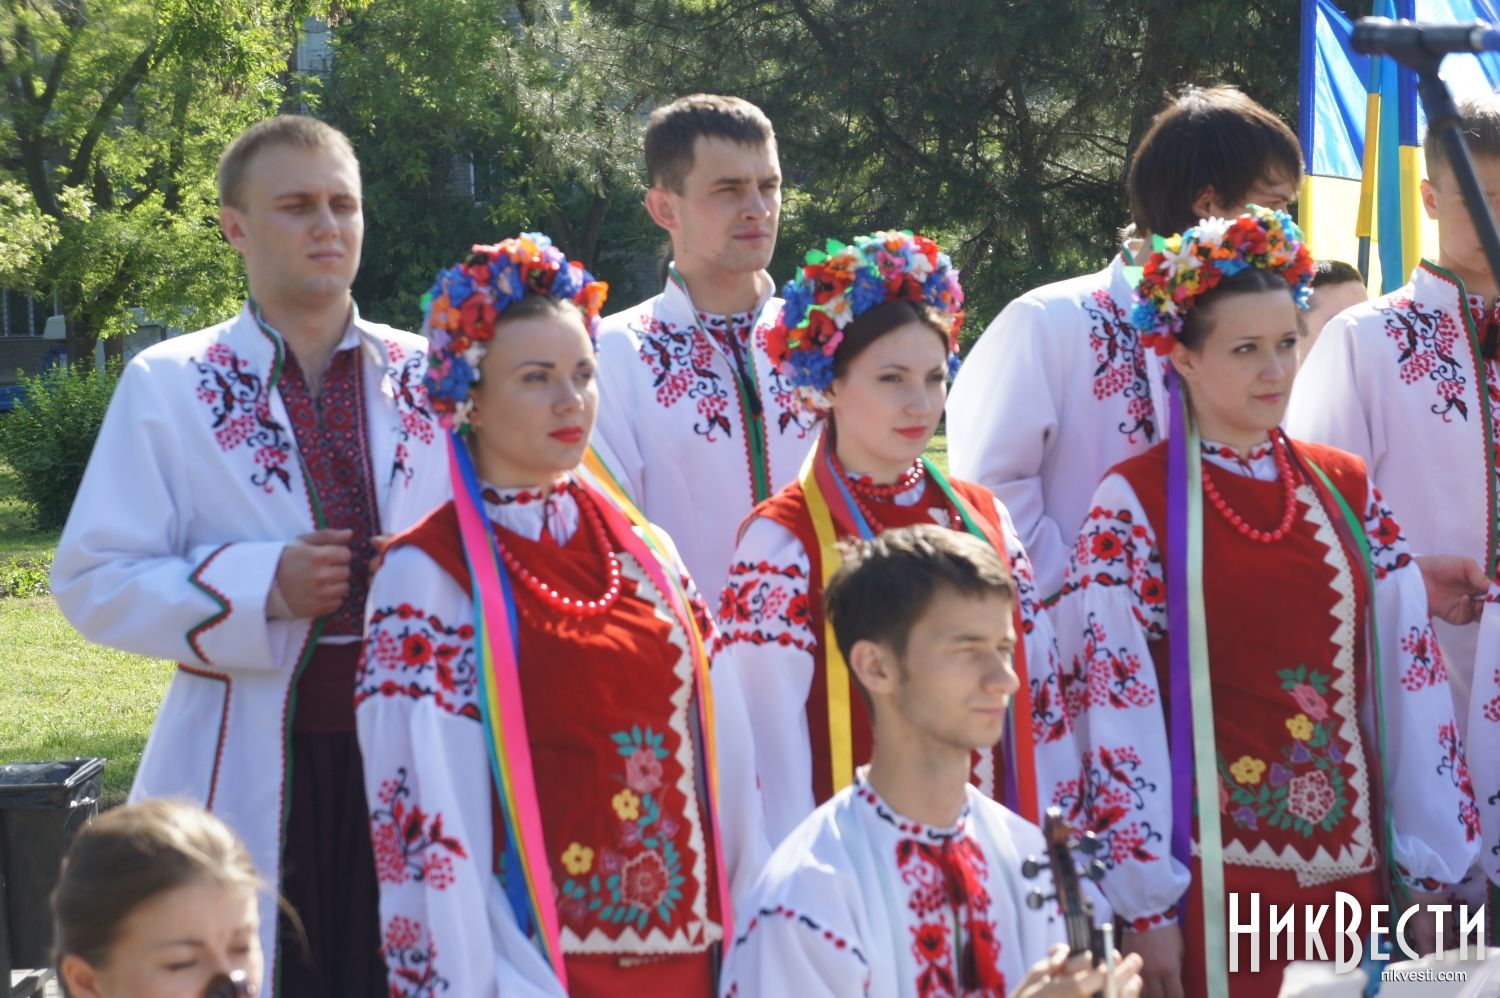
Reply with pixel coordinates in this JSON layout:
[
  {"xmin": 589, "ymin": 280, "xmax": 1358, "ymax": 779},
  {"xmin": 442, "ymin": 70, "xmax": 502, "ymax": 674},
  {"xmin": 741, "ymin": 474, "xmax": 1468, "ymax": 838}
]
[
  {"xmin": 592, "ymin": 94, "xmax": 820, "ymax": 601},
  {"xmin": 720, "ymin": 524, "xmax": 1144, "ymax": 998},
  {"xmin": 53, "ymin": 116, "xmax": 448, "ymax": 996}
]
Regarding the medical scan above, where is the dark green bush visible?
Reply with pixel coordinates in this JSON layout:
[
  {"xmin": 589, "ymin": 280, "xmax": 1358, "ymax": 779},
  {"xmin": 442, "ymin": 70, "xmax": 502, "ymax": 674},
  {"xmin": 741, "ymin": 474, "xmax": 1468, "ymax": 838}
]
[{"xmin": 0, "ymin": 362, "xmax": 121, "ymax": 531}]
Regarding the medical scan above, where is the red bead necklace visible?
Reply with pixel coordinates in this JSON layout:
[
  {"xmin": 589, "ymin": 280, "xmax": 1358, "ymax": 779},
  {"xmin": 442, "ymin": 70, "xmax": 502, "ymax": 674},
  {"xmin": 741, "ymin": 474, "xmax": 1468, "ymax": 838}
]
[
  {"xmin": 496, "ymin": 484, "xmax": 623, "ymax": 616},
  {"xmin": 1201, "ymin": 436, "xmax": 1299, "ymax": 544},
  {"xmin": 847, "ymin": 461, "xmax": 926, "ymax": 501}
]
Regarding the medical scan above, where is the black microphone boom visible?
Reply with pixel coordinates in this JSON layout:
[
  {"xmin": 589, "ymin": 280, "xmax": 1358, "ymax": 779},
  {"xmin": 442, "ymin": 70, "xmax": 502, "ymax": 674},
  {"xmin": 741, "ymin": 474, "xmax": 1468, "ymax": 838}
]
[{"xmin": 1351, "ymin": 18, "xmax": 1500, "ymax": 58}]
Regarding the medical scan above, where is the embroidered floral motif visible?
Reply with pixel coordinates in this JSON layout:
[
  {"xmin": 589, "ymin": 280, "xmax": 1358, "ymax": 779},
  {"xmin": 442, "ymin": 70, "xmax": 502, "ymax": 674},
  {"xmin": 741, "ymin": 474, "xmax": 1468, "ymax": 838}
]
[
  {"xmin": 1483, "ymin": 668, "xmax": 1500, "ymax": 724},
  {"xmin": 357, "ymin": 604, "xmax": 480, "ymax": 720},
  {"xmin": 637, "ymin": 315, "xmax": 734, "ymax": 439},
  {"xmin": 1380, "ymin": 296, "xmax": 1471, "ymax": 421},
  {"xmin": 1083, "ymin": 289, "xmax": 1155, "ymax": 444},
  {"xmin": 1436, "ymin": 722, "xmax": 1481, "ymax": 842},
  {"xmin": 896, "ymin": 836, "xmax": 1004, "ymax": 998},
  {"xmin": 716, "ymin": 559, "xmax": 817, "ymax": 653},
  {"xmin": 1066, "ymin": 612, "xmax": 1159, "ymax": 717},
  {"xmin": 383, "ymin": 915, "xmax": 448, "ymax": 996},
  {"xmin": 386, "ymin": 340, "xmax": 435, "ymax": 488},
  {"xmin": 370, "ymin": 767, "xmax": 467, "ymax": 890},
  {"xmin": 555, "ymin": 724, "xmax": 690, "ymax": 934},
  {"xmin": 1364, "ymin": 489, "xmax": 1415, "ymax": 580},
  {"xmin": 1399, "ymin": 625, "xmax": 1449, "ymax": 692},
  {"xmin": 1221, "ymin": 666, "xmax": 1352, "ymax": 838},
  {"xmin": 194, "ymin": 343, "xmax": 293, "ymax": 493},
  {"xmin": 1029, "ymin": 666, "xmax": 1071, "ymax": 745},
  {"xmin": 1059, "ymin": 507, "xmax": 1167, "ymax": 637},
  {"xmin": 1065, "ymin": 747, "xmax": 1162, "ymax": 869}
]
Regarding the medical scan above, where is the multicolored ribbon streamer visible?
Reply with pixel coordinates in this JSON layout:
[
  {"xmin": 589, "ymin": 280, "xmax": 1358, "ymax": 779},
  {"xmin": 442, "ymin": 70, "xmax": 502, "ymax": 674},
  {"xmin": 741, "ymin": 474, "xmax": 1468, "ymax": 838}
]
[
  {"xmin": 580, "ymin": 446, "xmax": 736, "ymax": 946},
  {"xmin": 446, "ymin": 434, "xmax": 568, "ymax": 986},
  {"xmin": 1164, "ymin": 374, "xmax": 1228, "ymax": 995},
  {"xmin": 799, "ymin": 431, "xmax": 1038, "ymax": 818}
]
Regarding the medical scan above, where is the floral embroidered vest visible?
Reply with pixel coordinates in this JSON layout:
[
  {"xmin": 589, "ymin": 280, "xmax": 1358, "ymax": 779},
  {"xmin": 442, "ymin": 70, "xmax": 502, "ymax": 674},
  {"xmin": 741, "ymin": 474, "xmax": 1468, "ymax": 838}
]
[
  {"xmin": 1114, "ymin": 440, "xmax": 1380, "ymax": 884},
  {"xmin": 400, "ymin": 504, "xmax": 723, "ymax": 954}
]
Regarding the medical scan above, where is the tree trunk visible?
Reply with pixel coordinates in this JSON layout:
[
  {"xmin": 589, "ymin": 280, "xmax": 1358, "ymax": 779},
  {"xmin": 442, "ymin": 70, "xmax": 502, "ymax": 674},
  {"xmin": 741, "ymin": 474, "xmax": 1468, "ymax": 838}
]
[{"xmin": 64, "ymin": 312, "xmax": 97, "ymax": 374}]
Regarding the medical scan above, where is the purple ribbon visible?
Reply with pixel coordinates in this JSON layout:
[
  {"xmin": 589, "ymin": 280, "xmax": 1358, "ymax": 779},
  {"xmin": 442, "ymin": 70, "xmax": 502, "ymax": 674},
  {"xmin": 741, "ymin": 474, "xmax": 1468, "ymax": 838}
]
[{"xmin": 1164, "ymin": 371, "xmax": 1194, "ymax": 919}]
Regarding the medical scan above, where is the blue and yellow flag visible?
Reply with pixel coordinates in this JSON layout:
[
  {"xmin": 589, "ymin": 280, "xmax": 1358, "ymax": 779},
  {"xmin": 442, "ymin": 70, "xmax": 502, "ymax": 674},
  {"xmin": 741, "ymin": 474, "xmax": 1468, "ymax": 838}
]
[{"xmin": 1299, "ymin": 0, "xmax": 1500, "ymax": 292}]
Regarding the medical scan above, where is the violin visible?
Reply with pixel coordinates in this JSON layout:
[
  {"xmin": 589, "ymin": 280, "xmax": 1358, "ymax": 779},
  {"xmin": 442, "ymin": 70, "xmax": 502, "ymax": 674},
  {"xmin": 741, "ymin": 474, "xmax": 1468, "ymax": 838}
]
[{"xmin": 1023, "ymin": 806, "xmax": 1114, "ymax": 996}]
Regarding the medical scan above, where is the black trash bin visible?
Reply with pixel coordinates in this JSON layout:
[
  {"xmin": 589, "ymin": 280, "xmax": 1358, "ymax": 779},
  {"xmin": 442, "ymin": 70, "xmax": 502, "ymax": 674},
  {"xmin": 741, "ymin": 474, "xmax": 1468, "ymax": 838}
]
[{"xmin": 0, "ymin": 757, "xmax": 105, "ymax": 974}]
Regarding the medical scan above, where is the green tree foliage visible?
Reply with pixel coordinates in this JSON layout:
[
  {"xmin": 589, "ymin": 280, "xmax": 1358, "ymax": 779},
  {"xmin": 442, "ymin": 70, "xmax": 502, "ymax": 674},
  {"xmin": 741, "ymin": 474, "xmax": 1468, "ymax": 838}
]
[
  {"xmin": 324, "ymin": 0, "xmax": 657, "ymax": 326},
  {"xmin": 0, "ymin": 0, "xmax": 334, "ymax": 368},
  {"xmin": 579, "ymin": 0, "xmax": 1297, "ymax": 337}
]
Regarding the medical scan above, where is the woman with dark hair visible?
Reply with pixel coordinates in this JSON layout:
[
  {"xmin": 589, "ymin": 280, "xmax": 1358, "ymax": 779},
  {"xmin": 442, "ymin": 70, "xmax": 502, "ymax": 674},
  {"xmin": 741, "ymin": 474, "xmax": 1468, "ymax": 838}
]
[
  {"xmin": 354, "ymin": 235, "xmax": 731, "ymax": 996},
  {"xmin": 1054, "ymin": 207, "xmax": 1478, "ymax": 997},
  {"xmin": 711, "ymin": 232, "xmax": 1079, "ymax": 910},
  {"xmin": 52, "ymin": 799, "xmax": 263, "ymax": 998}
]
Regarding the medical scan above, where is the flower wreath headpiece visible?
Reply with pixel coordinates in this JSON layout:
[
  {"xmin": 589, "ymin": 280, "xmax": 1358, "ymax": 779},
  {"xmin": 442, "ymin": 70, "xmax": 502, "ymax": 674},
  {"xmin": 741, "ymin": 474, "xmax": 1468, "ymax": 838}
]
[
  {"xmin": 1131, "ymin": 205, "xmax": 1314, "ymax": 355},
  {"xmin": 422, "ymin": 232, "xmax": 609, "ymax": 433},
  {"xmin": 766, "ymin": 230, "xmax": 965, "ymax": 411}
]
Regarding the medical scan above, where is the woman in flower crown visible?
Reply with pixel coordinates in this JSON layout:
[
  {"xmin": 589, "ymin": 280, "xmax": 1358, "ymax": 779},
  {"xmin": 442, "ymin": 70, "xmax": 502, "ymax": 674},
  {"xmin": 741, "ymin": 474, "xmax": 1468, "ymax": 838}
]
[
  {"xmin": 1052, "ymin": 207, "xmax": 1478, "ymax": 997},
  {"xmin": 353, "ymin": 234, "xmax": 732, "ymax": 996},
  {"xmin": 710, "ymin": 231, "xmax": 1080, "ymax": 894}
]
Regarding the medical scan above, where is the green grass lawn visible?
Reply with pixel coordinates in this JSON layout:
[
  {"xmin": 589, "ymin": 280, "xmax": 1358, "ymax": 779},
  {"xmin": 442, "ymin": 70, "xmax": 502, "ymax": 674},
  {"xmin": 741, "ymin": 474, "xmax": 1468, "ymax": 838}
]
[
  {"xmin": 925, "ymin": 430, "xmax": 948, "ymax": 475},
  {"xmin": 0, "ymin": 466, "xmax": 169, "ymax": 807}
]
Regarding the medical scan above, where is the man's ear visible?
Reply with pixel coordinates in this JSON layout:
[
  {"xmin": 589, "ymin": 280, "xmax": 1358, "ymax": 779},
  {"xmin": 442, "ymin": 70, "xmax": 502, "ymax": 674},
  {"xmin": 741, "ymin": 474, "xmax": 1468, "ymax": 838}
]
[
  {"xmin": 644, "ymin": 186, "xmax": 679, "ymax": 235},
  {"xmin": 1421, "ymin": 177, "xmax": 1440, "ymax": 220},
  {"xmin": 848, "ymin": 638, "xmax": 898, "ymax": 697},
  {"xmin": 220, "ymin": 205, "xmax": 248, "ymax": 253}
]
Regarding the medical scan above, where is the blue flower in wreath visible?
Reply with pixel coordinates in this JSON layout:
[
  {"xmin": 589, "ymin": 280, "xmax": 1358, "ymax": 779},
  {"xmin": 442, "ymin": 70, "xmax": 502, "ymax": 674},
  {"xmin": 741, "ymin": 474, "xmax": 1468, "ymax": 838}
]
[
  {"xmin": 781, "ymin": 279, "xmax": 813, "ymax": 329},
  {"xmin": 550, "ymin": 261, "xmax": 583, "ymax": 301},
  {"xmin": 784, "ymin": 348, "xmax": 835, "ymax": 389},
  {"xmin": 947, "ymin": 351, "xmax": 962, "ymax": 380},
  {"xmin": 489, "ymin": 258, "xmax": 527, "ymax": 309},
  {"xmin": 851, "ymin": 269, "xmax": 887, "ymax": 315},
  {"xmin": 431, "ymin": 264, "xmax": 476, "ymax": 307}
]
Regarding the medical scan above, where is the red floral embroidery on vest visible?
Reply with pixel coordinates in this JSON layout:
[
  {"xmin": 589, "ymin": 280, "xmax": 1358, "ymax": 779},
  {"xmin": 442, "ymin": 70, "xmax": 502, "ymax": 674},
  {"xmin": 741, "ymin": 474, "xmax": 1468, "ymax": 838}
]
[{"xmin": 554, "ymin": 724, "xmax": 694, "ymax": 935}]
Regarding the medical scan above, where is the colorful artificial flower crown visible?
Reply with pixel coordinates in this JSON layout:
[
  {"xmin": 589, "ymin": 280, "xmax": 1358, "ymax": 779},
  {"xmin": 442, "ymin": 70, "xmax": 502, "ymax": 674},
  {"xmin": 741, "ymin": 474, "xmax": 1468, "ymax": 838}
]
[
  {"xmin": 1131, "ymin": 205, "xmax": 1314, "ymax": 355},
  {"xmin": 766, "ymin": 230, "xmax": 965, "ymax": 409},
  {"xmin": 422, "ymin": 233, "xmax": 608, "ymax": 432}
]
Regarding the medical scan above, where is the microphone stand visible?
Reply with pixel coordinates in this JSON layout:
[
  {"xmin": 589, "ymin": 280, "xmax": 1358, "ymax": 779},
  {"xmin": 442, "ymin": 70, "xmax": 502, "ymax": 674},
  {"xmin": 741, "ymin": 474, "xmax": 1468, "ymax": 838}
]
[{"xmin": 1362, "ymin": 21, "xmax": 1500, "ymax": 301}]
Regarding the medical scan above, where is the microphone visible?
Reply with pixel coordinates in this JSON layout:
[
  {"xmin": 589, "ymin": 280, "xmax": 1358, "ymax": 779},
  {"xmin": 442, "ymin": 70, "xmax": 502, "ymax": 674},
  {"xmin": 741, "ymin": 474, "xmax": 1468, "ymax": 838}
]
[{"xmin": 1352, "ymin": 17, "xmax": 1500, "ymax": 58}]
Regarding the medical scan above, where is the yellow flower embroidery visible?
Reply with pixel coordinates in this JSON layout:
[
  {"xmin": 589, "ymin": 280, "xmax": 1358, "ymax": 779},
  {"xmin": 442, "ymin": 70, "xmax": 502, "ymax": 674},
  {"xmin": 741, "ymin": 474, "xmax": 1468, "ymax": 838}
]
[
  {"xmin": 1230, "ymin": 756, "xmax": 1267, "ymax": 786},
  {"xmin": 612, "ymin": 789, "xmax": 641, "ymax": 821},
  {"xmin": 1286, "ymin": 714, "xmax": 1314, "ymax": 741},
  {"xmin": 561, "ymin": 842, "xmax": 594, "ymax": 876}
]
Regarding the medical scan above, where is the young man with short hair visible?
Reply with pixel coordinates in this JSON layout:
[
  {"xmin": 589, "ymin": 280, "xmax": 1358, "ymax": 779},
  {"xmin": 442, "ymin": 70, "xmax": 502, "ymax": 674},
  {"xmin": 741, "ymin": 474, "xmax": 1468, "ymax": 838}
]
[
  {"xmin": 946, "ymin": 85, "xmax": 1301, "ymax": 598},
  {"xmin": 591, "ymin": 94, "xmax": 819, "ymax": 601},
  {"xmin": 720, "ymin": 524, "xmax": 1144, "ymax": 998},
  {"xmin": 52, "ymin": 115, "xmax": 448, "ymax": 995}
]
